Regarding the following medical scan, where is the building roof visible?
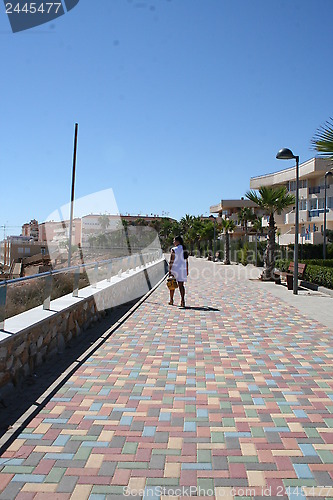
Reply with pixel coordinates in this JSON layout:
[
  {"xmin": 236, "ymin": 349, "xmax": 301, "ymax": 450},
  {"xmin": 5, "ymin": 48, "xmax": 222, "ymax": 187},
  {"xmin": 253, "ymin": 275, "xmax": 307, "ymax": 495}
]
[
  {"xmin": 250, "ymin": 157, "xmax": 332, "ymax": 189},
  {"xmin": 210, "ymin": 199, "xmax": 258, "ymax": 213}
]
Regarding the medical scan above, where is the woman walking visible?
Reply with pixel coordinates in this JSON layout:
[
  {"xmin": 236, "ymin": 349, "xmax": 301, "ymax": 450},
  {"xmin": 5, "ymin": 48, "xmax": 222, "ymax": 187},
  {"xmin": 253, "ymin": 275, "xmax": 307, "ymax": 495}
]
[{"xmin": 168, "ymin": 236, "xmax": 189, "ymax": 308}]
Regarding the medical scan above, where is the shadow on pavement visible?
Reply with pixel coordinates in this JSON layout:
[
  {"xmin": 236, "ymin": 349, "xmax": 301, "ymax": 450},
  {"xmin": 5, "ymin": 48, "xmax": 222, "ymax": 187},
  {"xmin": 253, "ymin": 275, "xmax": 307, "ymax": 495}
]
[{"xmin": 0, "ymin": 299, "xmax": 140, "ymax": 441}]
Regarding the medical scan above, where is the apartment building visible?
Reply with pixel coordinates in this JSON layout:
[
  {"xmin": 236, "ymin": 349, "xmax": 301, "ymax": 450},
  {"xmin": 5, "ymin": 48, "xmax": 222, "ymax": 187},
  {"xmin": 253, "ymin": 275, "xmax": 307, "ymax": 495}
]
[
  {"xmin": 250, "ymin": 157, "xmax": 333, "ymax": 245},
  {"xmin": 210, "ymin": 199, "xmax": 264, "ymax": 239}
]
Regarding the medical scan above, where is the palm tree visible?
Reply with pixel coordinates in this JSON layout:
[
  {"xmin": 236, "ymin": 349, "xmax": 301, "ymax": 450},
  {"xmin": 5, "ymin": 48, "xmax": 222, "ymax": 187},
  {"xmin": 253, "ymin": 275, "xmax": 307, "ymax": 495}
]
[
  {"xmin": 99, "ymin": 214, "xmax": 110, "ymax": 233},
  {"xmin": 220, "ymin": 218, "xmax": 236, "ymax": 265},
  {"xmin": 311, "ymin": 117, "xmax": 333, "ymax": 160},
  {"xmin": 237, "ymin": 207, "xmax": 256, "ymax": 242},
  {"xmin": 246, "ymin": 186, "xmax": 295, "ymax": 280}
]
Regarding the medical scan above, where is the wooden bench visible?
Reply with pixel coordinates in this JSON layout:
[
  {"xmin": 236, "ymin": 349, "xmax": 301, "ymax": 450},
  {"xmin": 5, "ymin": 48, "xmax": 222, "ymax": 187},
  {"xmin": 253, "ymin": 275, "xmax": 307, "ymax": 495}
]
[{"xmin": 275, "ymin": 262, "xmax": 307, "ymax": 290}]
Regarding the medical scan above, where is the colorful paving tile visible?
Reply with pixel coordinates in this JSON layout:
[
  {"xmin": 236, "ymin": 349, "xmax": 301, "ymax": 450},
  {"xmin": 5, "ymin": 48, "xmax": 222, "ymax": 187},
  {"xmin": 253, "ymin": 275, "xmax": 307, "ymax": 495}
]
[{"xmin": 0, "ymin": 258, "xmax": 333, "ymax": 499}]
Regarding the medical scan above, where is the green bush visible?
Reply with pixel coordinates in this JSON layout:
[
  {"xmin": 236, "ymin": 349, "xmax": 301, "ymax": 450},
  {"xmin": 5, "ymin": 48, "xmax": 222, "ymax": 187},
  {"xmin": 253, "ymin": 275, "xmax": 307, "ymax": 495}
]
[
  {"xmin": 275, "ymin": 259, "xmax": 291, "ymax": 273},
  {"xmin": 304, "ymin": 265, "xmax": 333, "ymax": 289},
  {"xmin": 275, "ymin": 259, "xmax": 333, "ymax": 289},
  {"xmin": 301, "ymin": 259, "xmax": 333, "ymax": 268}
]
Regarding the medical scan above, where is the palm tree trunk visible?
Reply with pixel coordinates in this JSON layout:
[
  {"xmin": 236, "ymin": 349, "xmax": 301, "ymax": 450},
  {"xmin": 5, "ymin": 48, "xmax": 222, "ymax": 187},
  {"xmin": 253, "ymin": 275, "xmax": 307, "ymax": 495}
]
[
  {"xmin": 262, "ymin": 213, "xmax": 275, "ymax": 280},
  {"xmin": 224, "ymin": 232, "xmax": 230, "ymax": 265}
]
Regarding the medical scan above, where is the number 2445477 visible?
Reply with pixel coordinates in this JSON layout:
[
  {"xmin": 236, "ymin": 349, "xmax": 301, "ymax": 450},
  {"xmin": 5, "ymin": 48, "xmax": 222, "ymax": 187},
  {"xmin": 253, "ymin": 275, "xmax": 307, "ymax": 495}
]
[{"xmin": 6, "ymin": 3, "xmax": 62, "ymax": 14}]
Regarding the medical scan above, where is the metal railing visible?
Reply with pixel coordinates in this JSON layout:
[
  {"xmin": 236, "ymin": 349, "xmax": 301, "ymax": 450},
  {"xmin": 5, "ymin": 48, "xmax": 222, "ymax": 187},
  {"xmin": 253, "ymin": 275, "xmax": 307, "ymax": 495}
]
[{"xmin": 0, "ymin": 250, "xmax": 163, "ymax": 331}]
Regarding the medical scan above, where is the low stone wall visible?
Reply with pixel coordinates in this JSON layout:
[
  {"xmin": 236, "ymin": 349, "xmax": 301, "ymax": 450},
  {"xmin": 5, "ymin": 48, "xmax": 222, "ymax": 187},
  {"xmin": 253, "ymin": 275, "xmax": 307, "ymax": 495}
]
[{"xmin": 0, "ymin": 259, "xmax": 166, "ymax": 392}]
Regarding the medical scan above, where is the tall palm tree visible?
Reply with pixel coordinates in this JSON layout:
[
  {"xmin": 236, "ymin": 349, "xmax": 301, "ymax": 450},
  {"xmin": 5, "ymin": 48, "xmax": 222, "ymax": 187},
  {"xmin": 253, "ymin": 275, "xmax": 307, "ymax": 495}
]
[
  {"xmin": 246, "ymin": 186, "xmax": 295, "ymax": 280},
  {"xmin": 311, "ymin": 117, "xmax": 333, "ymax": 160},
  {"xmin": 220, "ymin": 218, "xmax": 236, "ymax": 265},
  {"xmin": 99, "ymin": 214, "xmax": 110, "ymax": 233},
  {"xmin": 237, "ymin": 207, "xmax": 256, "ymax": 242}
]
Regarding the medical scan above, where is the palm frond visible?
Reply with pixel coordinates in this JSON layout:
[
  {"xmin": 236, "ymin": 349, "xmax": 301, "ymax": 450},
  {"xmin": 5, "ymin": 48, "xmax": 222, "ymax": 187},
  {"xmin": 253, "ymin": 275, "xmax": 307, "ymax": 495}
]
[{"xmin": 311, "ymin": 117, "xmax": 333, "ymax": 158}]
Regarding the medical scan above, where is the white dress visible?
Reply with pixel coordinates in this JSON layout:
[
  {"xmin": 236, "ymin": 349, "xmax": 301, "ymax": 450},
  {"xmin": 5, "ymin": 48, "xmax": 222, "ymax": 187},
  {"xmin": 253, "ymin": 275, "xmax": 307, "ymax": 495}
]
[{"xmin": 170, "ymin": 245, "xmax": 187, "ymax": 282}]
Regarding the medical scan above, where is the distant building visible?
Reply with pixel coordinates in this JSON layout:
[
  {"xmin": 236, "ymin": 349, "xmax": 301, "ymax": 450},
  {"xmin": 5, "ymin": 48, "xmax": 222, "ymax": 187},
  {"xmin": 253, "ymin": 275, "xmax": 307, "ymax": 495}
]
[
  {"xmin": 21, "ymin": 219, "xmax": 39, "ymax": 241},
  {"xmin": 210, "ymin": 199, "xmax": 264, "ymax": 239},
  {"xmin": 0, "ymin": 236, "xmax": 47, "ymax": 267}
]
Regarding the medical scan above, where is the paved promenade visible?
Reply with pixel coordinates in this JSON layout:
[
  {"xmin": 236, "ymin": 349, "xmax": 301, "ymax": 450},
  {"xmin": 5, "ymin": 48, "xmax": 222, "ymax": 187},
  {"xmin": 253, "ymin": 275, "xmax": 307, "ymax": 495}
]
[{"xmin": 0, "ymin": 258, "xmax": 333, "ymax": 499}]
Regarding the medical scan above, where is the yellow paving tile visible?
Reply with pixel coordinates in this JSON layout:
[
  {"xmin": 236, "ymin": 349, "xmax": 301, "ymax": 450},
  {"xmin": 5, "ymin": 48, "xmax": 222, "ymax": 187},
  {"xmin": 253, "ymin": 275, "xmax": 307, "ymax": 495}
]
[
  {"xmin": 34, "ymin": 423, "xmax": 52, "ymax": 434},
  {"xmin": 49, "ymin": 405, "xmax": 66, "ymax": 414},
  {"xmin": 247, "ymin": 471, "xmax": 266, "ymax": 487},
  {"xmin": 7, "ymin": 439, "xmax": 25, "ymax": 452},
  {"xmin": 240, "ymin": 443, "xmax": 257, "ymax": 456},
  {"xmin": 86, "ymin": 453, "xmax": 104, "ymax": 468},
  {"xmin": 288, "ymin": 422, "xmax": 304, "ymax": 432},
  {"xmin": 168, "ymin": 437, "xmax": 183, "ymax": 449},
  {"xmin": 128, "ymin": 477, "xmax": 146, "ymax": 491},
  {"xmin": 99, "ymin": 430, "xmax": 114, "ymax": 441},
  {"xmin": 61, "ymin": 429, "xmax": 88, "ymax": 435},
  {"xmin": 34, "ymin": 446, "xmax": 64, "ymax": 453},
  {"xmin": 70, "ymin": 485, "xmax": 93, "ymax": 500},
  {"xmin": 164, "ymin": 463, "xmax": 181, "ymax": 477},
  {"xmin": 22, "ymin": 483, "xmax": 58, "ymax": 492},
  {"xmin": 272, "ymin": 450, "xmax": 302, "ymax": 456}
]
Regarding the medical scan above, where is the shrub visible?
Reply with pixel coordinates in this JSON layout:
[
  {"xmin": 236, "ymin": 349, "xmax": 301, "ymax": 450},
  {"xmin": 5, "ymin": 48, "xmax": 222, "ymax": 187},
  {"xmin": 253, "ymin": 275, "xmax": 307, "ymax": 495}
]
[
  {"xmin": 275, "ymin": 259, "xmax": 333, "ymax": 289},
  {"xmin": 304, "ymin": 265, "xmax": 333, "ymax": 289}
]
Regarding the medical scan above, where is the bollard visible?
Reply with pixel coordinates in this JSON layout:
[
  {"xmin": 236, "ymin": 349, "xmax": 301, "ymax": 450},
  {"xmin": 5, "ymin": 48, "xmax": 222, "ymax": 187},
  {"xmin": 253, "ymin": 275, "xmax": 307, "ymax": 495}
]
[
  {"xmin": 73, "ymin": 267, "xmax": 80, "ymax": 297},
  {"xmin": 107, "ymin": 261, "xmax": 113, "ymax": 282},
  {"xmin": 0, "ymin": 282, "xmax": 7, "ymax": 331},
  {"xmin": 43, "ymin": 272, "xmax": 53, "ymax": 310},
  {"xmin": 92, "ymin": 264, "xmax": 98, "ymax": 288}
]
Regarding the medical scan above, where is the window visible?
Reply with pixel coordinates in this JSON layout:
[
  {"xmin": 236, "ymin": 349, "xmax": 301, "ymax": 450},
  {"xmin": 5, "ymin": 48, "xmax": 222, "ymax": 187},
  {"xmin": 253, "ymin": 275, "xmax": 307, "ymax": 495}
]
[
  {"xmin": 309, "ymin": 199, "xmax": 317, "ymax": 210},
  {"xmin": 328, "ymin": 197, "xmax": 333, "ymax": 209},
  {"xmin": 299, "ymin": 200, "xmax": 307, "ymax": 210},
  {"xmin": 289, "ymin": 180, "xmax": 296, "ymax": 192},
  {"xmin": 318, "ymin": 198, "xmax": 325, "ymax": 209},
  {"xmin": 299, "ymin": 179, "xmax": 307, "ymax": 189}
]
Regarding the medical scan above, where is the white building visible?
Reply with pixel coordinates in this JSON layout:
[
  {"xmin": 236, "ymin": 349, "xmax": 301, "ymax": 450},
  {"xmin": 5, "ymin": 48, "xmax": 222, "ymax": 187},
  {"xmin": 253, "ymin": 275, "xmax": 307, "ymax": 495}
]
[{"xmin": 250, "ymin": 157, "xmax": 333, "ymax": 245}]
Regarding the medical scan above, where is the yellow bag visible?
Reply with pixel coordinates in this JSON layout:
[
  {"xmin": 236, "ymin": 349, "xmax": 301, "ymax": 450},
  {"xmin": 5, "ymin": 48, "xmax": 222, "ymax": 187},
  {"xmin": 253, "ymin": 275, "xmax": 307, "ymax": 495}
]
[{"xmin": 167, "ymin": 275, "xmax": 178, "ymax": 290}]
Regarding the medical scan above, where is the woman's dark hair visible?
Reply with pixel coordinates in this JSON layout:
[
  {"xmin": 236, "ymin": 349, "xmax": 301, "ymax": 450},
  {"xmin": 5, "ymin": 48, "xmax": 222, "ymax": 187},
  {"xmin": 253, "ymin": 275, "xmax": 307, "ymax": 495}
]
[{"xmin": 174, "ymin": 235, "xmax": 188, "ymax": 259}]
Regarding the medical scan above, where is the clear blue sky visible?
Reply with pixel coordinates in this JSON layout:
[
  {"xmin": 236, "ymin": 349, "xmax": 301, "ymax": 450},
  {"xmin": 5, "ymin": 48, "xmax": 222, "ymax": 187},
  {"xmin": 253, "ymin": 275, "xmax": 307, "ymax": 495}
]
[{"xmin": 1, "ymin": 0, "xmax": 333, "ymax": 234}]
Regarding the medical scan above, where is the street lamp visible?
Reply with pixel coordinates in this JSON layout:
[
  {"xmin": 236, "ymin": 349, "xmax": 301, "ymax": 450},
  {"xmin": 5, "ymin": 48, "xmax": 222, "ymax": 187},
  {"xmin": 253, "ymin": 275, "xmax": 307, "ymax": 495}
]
[
  {"xmin": 276, "ymin": 148, "xmax": 299, "ymax": 295},
  {"xmin": 209, "ymin": 215, "xmax": 216, "ymax": 261},
  {"xmin": 324, "ymin": 170, "xmax": 333, "ymax": 260}
]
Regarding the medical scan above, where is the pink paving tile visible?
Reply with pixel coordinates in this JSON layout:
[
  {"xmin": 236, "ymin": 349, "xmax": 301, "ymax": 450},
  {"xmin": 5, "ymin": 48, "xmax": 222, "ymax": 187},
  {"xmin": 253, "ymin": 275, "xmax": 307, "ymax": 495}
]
[
  {"xmin": 135, "ymin": 448, "xmax": 152, "ymax": 461},
  {"xmin": 111, "ymin": 469, "xmax": 131, "ymax": 485},
  {"xmin": 34, "ymin": 459, "xmax": 56, "ymax": 475},
  {"xmin": 181, "ymin": 443, "xmax": 197, "ymax": 455},
  {"xmin": 179, "ymin": 470, "xmax": 197, "ymax": 486},
  {"xmin": 0, "ymin": 474, "xmax": 14, "ymax": 491},
  {"xmin": 229, "ymin": 463, "xmax": 247, "ymax": 478},
  {"xmin": 274, "ymin": 456, "xmax": 294, "ymax": 471}
]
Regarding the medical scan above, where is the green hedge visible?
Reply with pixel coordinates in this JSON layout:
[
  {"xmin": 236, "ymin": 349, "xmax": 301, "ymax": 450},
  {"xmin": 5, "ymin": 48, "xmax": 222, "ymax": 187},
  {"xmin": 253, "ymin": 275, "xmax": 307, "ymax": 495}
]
[
  {"xmin": 304, "ymin": 265, "xmax": 333, "ymax": 289},
  {"xmin": 301, "ymin": 259, "xmax": 333, "ymax": 268},
  {"xmin": 275, "ymin": 259, "xmax": 333, "ymax": 289}
]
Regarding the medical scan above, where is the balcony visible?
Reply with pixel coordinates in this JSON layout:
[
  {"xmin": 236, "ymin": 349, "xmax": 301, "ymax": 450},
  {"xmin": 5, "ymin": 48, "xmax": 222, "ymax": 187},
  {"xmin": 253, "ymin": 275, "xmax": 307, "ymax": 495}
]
[
  {"xmin": 285, "ymin": 212, "xmax": 295, "ymax": 225},
  {"xmin": 309, "ymin": 186, "xmax": 321, "ymax": 195},
  {"xmin": 308, "ymin": 209, "xmax": 326, "ymax": 218}
]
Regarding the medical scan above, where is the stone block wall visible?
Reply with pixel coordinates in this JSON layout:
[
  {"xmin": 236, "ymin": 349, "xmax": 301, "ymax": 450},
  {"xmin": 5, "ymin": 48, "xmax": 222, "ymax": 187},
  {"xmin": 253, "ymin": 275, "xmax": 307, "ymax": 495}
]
[{"xmin": 0, "ymin": 259, "xmax": 166, "ymax": 392}]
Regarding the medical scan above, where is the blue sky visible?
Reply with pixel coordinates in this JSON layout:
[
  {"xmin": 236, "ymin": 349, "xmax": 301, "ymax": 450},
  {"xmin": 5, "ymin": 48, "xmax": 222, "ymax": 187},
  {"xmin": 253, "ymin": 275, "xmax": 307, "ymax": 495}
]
[{"xmin": 1, "ymin": 0, "xmax": 333, "ymax": 234}]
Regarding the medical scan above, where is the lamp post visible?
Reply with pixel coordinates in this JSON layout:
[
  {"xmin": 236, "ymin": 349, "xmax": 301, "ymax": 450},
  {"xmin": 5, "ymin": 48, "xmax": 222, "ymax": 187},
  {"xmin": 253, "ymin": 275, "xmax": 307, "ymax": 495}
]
[
  {"xmin": 324, "ymin": 171, "xmax": 333, "ymax": 260},
  {"xmin": 68, "ymin": 123, "xmax": 79, "ymax": 268},
  {"xmin": 276, "ymin": 148, "xmax": 299, "ymax": 295},
  {"xmin": 209, "ymin": 215, "xmax": 216, "ymax": 261}
]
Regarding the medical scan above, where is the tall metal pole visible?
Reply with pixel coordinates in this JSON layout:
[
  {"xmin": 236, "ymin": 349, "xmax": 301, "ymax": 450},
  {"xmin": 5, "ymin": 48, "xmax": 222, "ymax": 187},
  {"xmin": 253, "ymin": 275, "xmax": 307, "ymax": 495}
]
[
  {"xmin": 293, "ymin": 156, "xmax": 299, "ymax": 295},
  {"xmin": 68, "ymin": 123, "xmax": 79, "ymax": 268},
  {"xmin": 323, "ymin": 172, "xmax": 332, "ymax": 260},
  {"xmin": 213, "ymin": 218, "xmax": 216, "ymax": 261}
]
